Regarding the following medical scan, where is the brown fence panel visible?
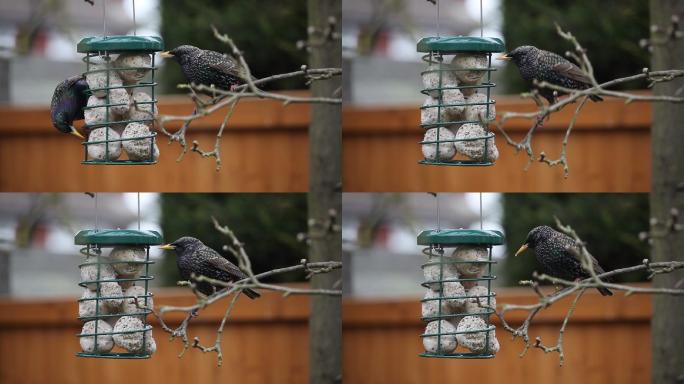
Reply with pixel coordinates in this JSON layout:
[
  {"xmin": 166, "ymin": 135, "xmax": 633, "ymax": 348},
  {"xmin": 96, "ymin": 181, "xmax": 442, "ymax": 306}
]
[
  {"xmin": 343, "ymin": 96, "xmax": 651, "ymax": 192},
  {"xmin": 343, "ymin": 287, "xmax": 651, "ymax": 384},
  {"xmin": 0, "ymin": 288, "xmax": 310, "ymax": 384},
  {"xmin": 0, "ymin": 94, "xmax": 310, "ymax": 192}
]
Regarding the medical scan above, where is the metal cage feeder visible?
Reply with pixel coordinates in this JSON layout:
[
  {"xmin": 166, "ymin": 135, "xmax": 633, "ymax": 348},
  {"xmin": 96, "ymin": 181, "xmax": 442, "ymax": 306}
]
[
  {"xmin": 418, "ymin": 36, "xmax": 505, "ymax": 166},
  {"xmin": 75, "ymin": 229, "xmax": 161, "ymax": 359},
  {"xmin": 418, "ymin": 228, "xmax": 503, "ymax": 358},
  {"xmin": 77, "ymin": 35, "xmax": 163, "ymax": 165}
]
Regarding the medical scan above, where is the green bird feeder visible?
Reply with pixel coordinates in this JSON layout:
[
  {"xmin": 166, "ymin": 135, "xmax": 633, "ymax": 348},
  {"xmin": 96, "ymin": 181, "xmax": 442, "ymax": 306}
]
[
  {"xmin": 77, "ymin": 35, "xmax": 164, "ymax": 165},
  {"xmin": 75, "ymin": 228, "xmax": 162, "ymax": 359},
  {"xmin": 418, "ymin": 36, "xmax": 505, "ymax": 166},
  {"xmin": 418, "ymin": 228, "xmax": 503, "ymax": 358}
]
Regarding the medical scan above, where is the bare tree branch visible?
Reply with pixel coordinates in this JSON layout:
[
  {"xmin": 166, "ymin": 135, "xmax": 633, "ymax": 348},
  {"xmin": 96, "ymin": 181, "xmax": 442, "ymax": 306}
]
[
  {"xmin": 157, "ymin": 27, "xmax": 342, "ymax": 170},
  {"xmin": 496, "ymin": 23, "xmax": 684, "ymax": 176},
  {"xmin": 150, "ymin": 218, "xmax": 342, "ymax": 366},
  {"xmin": 495, "ymin": 218, "xmax": 684, "ymax": 366}
]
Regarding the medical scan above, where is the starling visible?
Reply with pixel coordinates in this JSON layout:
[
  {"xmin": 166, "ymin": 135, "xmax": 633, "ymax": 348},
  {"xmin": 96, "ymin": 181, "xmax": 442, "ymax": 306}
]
[
  {"xmin": 498, "ymin": 45, "xmax": 603, "ymax": 104},
  {"xmin": 159, "ymin": 236, "xmax": 260, "ymax": 299},
  {"xmin": 50, "ymin": 75, "xmax": 89, "ymax": 139},
  {"xmin": 160, "ymin": 45, "xmax": 253, "ymax": 91},
  {"xmin": 515, "ymin": 226, "xmax": 613, "ymax": 296}
]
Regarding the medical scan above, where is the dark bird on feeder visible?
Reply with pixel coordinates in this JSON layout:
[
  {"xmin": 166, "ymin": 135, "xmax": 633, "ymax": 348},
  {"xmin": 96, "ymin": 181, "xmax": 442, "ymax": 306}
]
[
  {"xmin": 515, "ymin": 225, "xmax": 613, "ymax": 296},
  {"xmin": 50, "ymin": 75, "xmax": 89, "ymax": 139},
  {"xmin": 498, "ymin": 45, "xmax": 603, "ymax": 104},
  {"xmin": 160, "ymin": 45, "xmax": 254, "ymax": 92},
  {"xmin": 159, "ymin": 236, "xmax": 260, "ymax": 299}
]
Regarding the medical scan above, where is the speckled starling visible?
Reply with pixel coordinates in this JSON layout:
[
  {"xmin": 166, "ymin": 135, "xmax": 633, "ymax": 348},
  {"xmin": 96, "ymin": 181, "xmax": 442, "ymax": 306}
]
[
  {"xmin": 515, "ymin": 225, "xmax": 612, "ymax": 296},
  {"xmin": 50, "ymin": 75, "xmax": 88, "ymax": 139},
  {"xmin": 159, "ymin": 236, "xmax": 260, "ymax": 299},
  {"xmin": 160, "ymin": 45, "xmax": 252, "ymax": 91},
  {"xmin": 498, "ymin": 45, "xmax": 603, "ymax": 104}
]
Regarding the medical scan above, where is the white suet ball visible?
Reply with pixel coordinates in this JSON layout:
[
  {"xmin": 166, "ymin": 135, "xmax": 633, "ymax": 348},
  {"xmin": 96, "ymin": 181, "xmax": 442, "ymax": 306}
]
[
  {"xmin": 422, "ymin": 320, "xmax": 457, "ymax": 354},
  {"xmin": 122, "ymin": 285, "xmax": 153, "ymax": 317},
  {"xmin": 109, "ymin": 246, "xmax": 146, "ymax": 277},
  {"xmin": 79, "ymin": 288, "xmax": 108, "ymax": 318},
  {"xmin": 451, "ymin": 54, "xmax": 488, "ymax": 84},
  {"xmin": 451, "ymin": 245, "xmax": 489, "ymax": 277},
  {"xmin": 128, "ymin": 92, "xmax": 157, "ymax": 127},
  {"xmin": 114, "ymin": 53, "xmax": 152, "ymax": 83},
  {"xmin": 422, "ymin": 127, "xmax": 456, "ymax": 161},
  {"xmin": 421, "ymin": 97, "xmax": 449, "ymax": 126},
  {"xmin": 112, "ymin": 316, "xmax": 149, "ymax": 352},
  {"xmin": 87, "ymin": 127, "xmax": 122, "ymax": 161},
  {"xmin": 453, "ymin": 123, "xmax": 499, "ymax": 162},
  {"xmin": 80, "ymin": 256, "xmax": 116, "ymax": 290},
  {"xmin": 423, "ymin": 256, "xmax": 459, "ymax": 290},
  {"xmin": 464, "ymin": 93, "xmax": 496, "ymax": 123},
  {"xmin": 122, "ymin": 123, "xmax": 160, "ymax": 162},
  {"xmin": 80, "ymin": 320, "xmax": 114, "ymax": 353},
  {"xmin": 455, "ymin": 315, "xmax": 490, "ymax": 352},
  {"xmin": 422, "ymin": 65, "xmax": 458, "ymax": 98},
  {"xmin": 464, "ymin": 285, "xmax": 496, "ymax": 318}
]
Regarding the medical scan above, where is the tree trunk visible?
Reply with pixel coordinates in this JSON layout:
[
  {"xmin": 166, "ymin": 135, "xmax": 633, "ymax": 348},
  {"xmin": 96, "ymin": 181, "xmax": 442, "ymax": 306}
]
[
  {"xmin": 307, "ymin": 1, "xmax": 342, "ymax": 384},
  {"xmin": 650, "ymin": 1, "xmax": 684, "ymax": 383}
]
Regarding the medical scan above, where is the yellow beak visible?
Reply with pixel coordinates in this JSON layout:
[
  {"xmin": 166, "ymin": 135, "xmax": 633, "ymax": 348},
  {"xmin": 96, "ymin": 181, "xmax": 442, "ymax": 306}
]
[
  {"xmin": 514, "ymin": 243, "xmax": 528, "ymax": 257},
  {"xmin": 160, "ymin": 51, "xmax": 174, "ymax": 58},
  {"xmin": 496, "ymin": 54, "xmax": 511, "ymax": 61},
  {"xmin": 158, "ymin": 244, "xmax": 176, "ymax": 250},
  {"xmin": 70, "ymin": 126, "xmax": 85, "ymax": 140}
]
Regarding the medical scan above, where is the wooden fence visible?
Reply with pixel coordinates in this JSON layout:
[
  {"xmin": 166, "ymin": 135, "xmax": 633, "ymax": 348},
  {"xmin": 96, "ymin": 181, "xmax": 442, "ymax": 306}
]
[
  {"xmin": 0, "ymin": 288, "xmax": 311, "ymax": 384},
  {"xmin": 343, "ymin": 96, "xmax": 652, "ymax": 192},
  {"xmin": 343, "ymin": 287, "xmax": 651, "ymax": 384},
  {"xmin": 0, "ymin": 94, "xmax": 310, "ymax": 192},
  {"xmin": 1, "ymin": 286, "xmax": 651, "ymax": 384}
]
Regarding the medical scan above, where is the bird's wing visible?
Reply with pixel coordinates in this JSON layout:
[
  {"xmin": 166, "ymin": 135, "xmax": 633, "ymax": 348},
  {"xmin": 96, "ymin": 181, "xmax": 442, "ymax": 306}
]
[
  {"xmin": 564, "ymin": 238, "xmax": 611, "ymax": 281},
  {"xmin": 552, "ymin": 62, "xmax": 593, "ymax": 85},
  {"xmin": 200, "ymin": 50, "xmax": 247, "ymax": 79},
  {"xmin": 199, "ymin": 247, "xmax": 248, "ymax": 280}
]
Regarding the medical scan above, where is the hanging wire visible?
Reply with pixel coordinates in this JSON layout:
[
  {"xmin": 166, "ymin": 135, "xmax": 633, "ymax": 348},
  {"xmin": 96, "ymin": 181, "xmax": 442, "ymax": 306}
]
[
  {"xmin": 436, "ymin": 0, "xmax": 440, "ymax": 38},
  {"xmin": 132, "ymin": 0, "xmax": 137, "ymax": 36},
  {"xmin": 137, "ymin": 193, "xmax": 141, "ymax": 231},
  {"xmin": 94, "ymin": 193, "xmax": 99, "ymax": 231},
  {"xmin": 436, "ymin": 194, "xmax": 441, "ymax": 231},
  {"xmin": 480, "ymin": 0, "xmax": 484, "ymax": 37},
  {"xmin": 479, "ymin": 192, "xmax": 483, "ymax": 230},
  {"xmin": 102, "ymin": 0, "xmax": 107, "ymax": 37}
]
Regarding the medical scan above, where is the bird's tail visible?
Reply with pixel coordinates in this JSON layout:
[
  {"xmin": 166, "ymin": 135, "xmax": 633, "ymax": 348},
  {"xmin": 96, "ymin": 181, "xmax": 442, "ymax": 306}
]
[
  {"xmin": 597, "ymin": 286, "xmax": 612, "ymax": 296},
  {"xmin": 590, "ymin": 94, "xmax": 603, "ymax": 102},
  {"xmin": 244, "ymin": 288, "xmax": 261, "ymax": 299}
]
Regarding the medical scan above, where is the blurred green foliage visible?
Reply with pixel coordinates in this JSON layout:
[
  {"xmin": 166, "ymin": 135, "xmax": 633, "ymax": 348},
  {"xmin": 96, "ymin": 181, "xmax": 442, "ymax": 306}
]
[
  {"xmin": 501, "ymin": 194, "xmax": 649, "ymax": 286},
  {"xmin": 159, "ymin": 0, "xmax": 308, "ymax": 92},
  {"xmin": 501, "ymin": 0, "xmax": 649, "ymax": 93},
  {"xmin": 157, "ymin": 193, "xmax": 308, "ymax": 286}
]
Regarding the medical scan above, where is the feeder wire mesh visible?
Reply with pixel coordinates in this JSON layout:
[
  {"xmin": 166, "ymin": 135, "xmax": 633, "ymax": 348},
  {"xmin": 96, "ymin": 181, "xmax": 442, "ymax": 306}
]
[
  {"xmin": 417, "ymin": 192, "xmax": 504, "ymax": 359},
  {"xmin": 77, "ymin": 0, "xmax": 163, "ymax": 165},
  {"xmin": 418, "ymin": 0, "xmax": 505, "ymax": 166},
  {"xmin": 75, "ymin": 192, "xmax": 162, "ymax": 359},
  {"xmin": 76, "ymin": 233, "xmax": 158, "ymax": 359}
]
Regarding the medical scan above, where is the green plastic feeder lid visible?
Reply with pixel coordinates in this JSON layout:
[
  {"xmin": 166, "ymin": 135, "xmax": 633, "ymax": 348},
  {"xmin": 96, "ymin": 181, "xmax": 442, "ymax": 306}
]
[
  {"xmin": 417, "ymin": 229, "xmax": 504, "ymax": 246},
  {"xmin": 417, "ymin": 36, "xmax": 505, "ymax": 53},
  {"xmin": 77, "ymin": 35, "xmax": 164, "ymax": 53},
  {"xmin": 74, "ymin": 229, "xmax": 163, "ymax": 246}
]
